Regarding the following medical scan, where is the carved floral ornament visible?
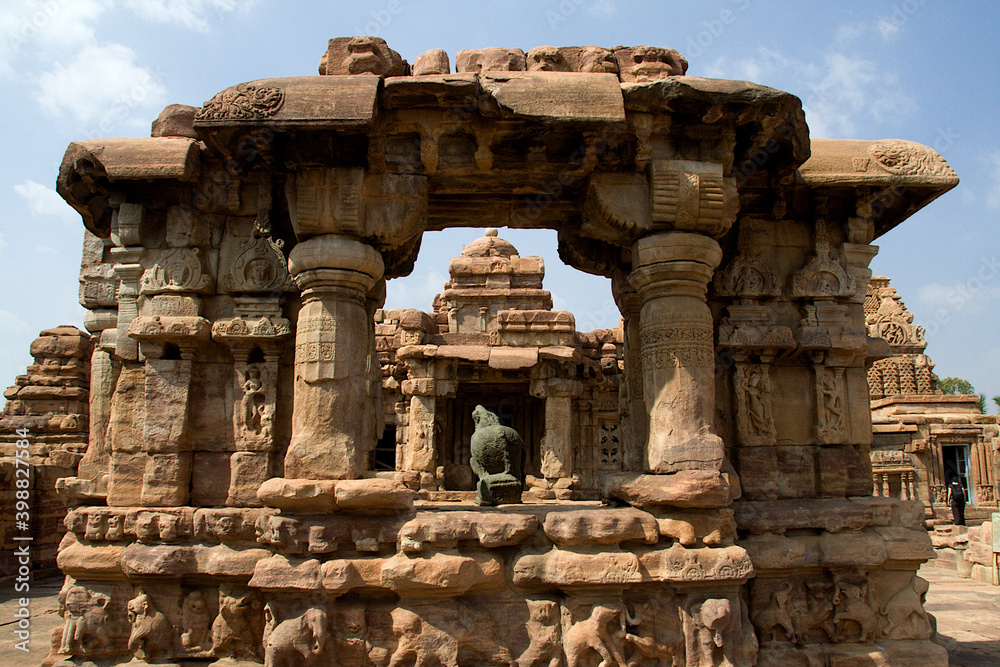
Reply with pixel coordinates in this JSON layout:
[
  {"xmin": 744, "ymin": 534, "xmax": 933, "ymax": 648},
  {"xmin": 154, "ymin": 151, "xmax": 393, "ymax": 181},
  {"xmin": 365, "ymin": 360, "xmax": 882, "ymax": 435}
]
[
  {"xmin": 195, "ymin": 83, "xmax": 284, "ymax": 121},
  {"xmin": 869, "ymin": 139, "xmax": 955, "ymax": 177}
]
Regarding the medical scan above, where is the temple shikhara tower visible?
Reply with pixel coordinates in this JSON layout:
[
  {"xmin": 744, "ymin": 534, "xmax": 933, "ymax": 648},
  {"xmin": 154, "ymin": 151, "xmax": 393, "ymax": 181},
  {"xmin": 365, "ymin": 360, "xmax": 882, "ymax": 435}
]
[{"xmin": 38, "ymin": 38, "xmax": 964, "ymax": 666}]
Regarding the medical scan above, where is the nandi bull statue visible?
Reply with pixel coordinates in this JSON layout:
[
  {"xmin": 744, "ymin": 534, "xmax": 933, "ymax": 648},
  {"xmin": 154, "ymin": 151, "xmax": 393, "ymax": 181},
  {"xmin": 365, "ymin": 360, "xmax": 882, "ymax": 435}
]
[{"xmin": 470, "ymin": 405, "xmax": 525, "ymax": 505}]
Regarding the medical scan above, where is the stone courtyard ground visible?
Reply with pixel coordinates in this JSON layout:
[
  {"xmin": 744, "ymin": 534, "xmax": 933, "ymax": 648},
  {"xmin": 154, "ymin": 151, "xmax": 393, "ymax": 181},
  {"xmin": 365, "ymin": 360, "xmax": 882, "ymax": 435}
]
[
  {"xmin": 0, "ymin": 567, "xmax": 995, "ymax": 666},
  {"xmin": 921, "ymin": 564, "xmax": 1000, "ymax": 667}
]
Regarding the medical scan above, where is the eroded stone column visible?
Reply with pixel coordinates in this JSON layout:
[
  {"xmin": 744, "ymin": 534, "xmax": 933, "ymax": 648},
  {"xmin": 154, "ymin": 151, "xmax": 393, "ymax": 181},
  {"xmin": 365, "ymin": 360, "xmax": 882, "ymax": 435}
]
[
  {"xmin": 530, "ymin": 378, "xmax": 582, "ymax": 480},
  {"xmin": 612, "ymin": 270, "xmax": 647, "ymax": 472},
  {"xmin": 629, "ymin": 231, "xmax": 723, "ymax": 474},
  {"xmin": 285, "ymin": 234, "xmax": 384, "ymax": 479}
]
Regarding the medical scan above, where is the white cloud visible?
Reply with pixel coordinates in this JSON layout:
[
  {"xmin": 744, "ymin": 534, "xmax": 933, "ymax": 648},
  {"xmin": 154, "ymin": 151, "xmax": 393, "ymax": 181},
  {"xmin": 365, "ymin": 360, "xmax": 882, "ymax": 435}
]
[
  {"xmin": 3, "ymin": 0, "xmax": 253, "ymax": 125},
  {"xmin": 0, "ymin": 0, "xmax": 111, "ymax": 76},
  {"xmin": 35, "ymin": 43, "xmax": 166, "ymax": 128},
  {"xmin": 985, "ymin": 151, "xmax": 1000, "ymax": 210},
  {"xmin": 122, "ymin": 0, "xmax": 254, "ymax": 33},
  {"xmin": 13, "ymin": 180, "xmax": 79, "ymax": 225},
  {"xmin": 587, "ymin": 0, "xmax": 617, "ymax": 18},
  {"xmin": 0, "ymin": 230, "xmax": 6, "ymax": 248},
  {"xmin": 703, "ymin": 44, "xmax": 915, "ymax": 139},
  {"xmin": 918, "ymin": 281, "xmax": 1000, "ymax": 315}
]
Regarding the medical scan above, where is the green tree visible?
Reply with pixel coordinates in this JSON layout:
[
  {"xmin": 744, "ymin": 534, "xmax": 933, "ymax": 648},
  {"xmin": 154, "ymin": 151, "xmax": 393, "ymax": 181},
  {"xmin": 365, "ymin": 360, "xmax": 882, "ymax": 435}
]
[
  {"xmin": 938, "ymin": 377, "xmax": 985, "ymax": 413},
  {"xmin": 937, "ymin": 377, "xmax": 976, "ymax": 395},
  {"xmin": 993, "ymin": 395, "xmax": 1000, "ymax": 413}
]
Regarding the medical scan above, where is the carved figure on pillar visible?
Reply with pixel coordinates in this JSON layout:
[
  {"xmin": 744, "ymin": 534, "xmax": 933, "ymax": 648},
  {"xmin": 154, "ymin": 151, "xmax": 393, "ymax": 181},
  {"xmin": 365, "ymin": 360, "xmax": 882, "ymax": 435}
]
[
  {"xmin": 734, "ymin": 363, "xmax": 776, "ymax": 446},
  {"xmin": 816, "ymin": 366, "xmax": 847, "ymax": 443},
  {"xmin": 127, "ymin": 591, "xmax": 175, "ymax": 663}
]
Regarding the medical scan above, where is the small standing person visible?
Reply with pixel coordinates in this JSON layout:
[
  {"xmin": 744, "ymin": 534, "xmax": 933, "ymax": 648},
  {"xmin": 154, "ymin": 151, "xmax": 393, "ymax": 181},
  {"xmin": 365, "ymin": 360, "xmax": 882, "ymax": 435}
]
[{"xmin": 948, "ymin": 478, "xmax": 966, "ymax": 526}]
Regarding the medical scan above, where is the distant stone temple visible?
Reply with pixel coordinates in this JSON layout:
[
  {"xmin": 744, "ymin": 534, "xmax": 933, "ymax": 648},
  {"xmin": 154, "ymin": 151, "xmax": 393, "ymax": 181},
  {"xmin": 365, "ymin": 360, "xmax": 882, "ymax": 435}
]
[
  {"xmin": 0, "ymin": 326, "xmax": 91, "ymax": 580},
  {"xmin": 375, "ymin": 228, "xmax": 623, "ymax": 501},
  {"xmin": 866, "ymin": 277, "xmax": 999, "ymax": 520},
  {"xmin": 30, "ymin": 37, "xmax": 964, "ymax": 666}
]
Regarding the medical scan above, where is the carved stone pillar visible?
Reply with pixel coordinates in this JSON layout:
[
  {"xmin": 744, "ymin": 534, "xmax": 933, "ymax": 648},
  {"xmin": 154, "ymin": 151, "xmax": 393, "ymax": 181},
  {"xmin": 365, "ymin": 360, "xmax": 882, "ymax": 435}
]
[
  {"xmin": 401, "ymin": 377, "xmax": 436, "ymax": 474},
  {"xmin": 530, "ymin": 378, "xmax": 583, "ymax": 480},
  {"xmin": 612, "ymin": 270, "xmax": 646, "ymax": 472},
  {"xmin": 110, "ymin": 203, "xmax": 145, "ymax": 362},
  {"xmin": 285, "ymin": 234, "xmax": 384, "ymax": 480},
  {"xmin": 76, "ymin": 312, "xmax": 119, "ymax": 488},
  {"xmin": 629, "ymin": 231, "xmax": 723, "ymax": 474}
]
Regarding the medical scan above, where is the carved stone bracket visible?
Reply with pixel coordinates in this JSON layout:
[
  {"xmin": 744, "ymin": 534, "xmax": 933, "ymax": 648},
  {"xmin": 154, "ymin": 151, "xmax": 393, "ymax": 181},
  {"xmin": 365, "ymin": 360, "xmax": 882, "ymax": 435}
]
[{"xmin": 649, "ymin": 160, "xmax": 738, "ymax": 239}]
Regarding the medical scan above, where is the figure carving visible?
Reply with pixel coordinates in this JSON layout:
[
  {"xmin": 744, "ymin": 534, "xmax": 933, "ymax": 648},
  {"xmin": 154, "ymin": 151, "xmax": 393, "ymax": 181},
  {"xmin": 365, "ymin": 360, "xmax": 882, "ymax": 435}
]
[
  {"xmin": 684, "ymin": 596, "xmax": 756, "ymax": 667},
  {"xmin": 84, "ymin": 513, "xmax": 106, "ymax": 541},
  {"xmin": 517, "ymin": 599, "xmax": 562, "ymax": 667},
  {"xmin": 388, "ymin": 606, "xmax": 459, "ymax": 667},
  {"xmin": 127, "ymin": 590, "xmax": 175, "ymax": 663},
  {"xmin": 106, "ymin": 513, "xmax": 125, "ymax": 540},
  {"xmin": 263, "ymin": 604, "xmax": 332, "ymax": 667},
  {"xmin": 59, "ymin": 585, "xmax": 116, "ymax": 656},
  {"xmin": 180, "ymin": 590, "xmax": 212, "ymax": 654},
  {"xmin": 817, "ymin": 368, "xmax": 846, "ymax": 441},
  {"xmin": 752, "ymin": 582, "xmax": 797, "ymax": 645},
  {"xmin": 735, "ymin": 364, "xmax": 776, "ymax": 444},
  {"xmin": 562, "ymin": 604, "xmax": 627, "ymax": 667},
  {"xmin": 242, "ymin": 366, "xmax": 267, "ymax": 434},
  {"xmin": 832, "ymin": 580, "xmax": 876, "ymax": 642},
  {"xmin": 470, "ymin": 405, "xmax": 525, "ymax": 505},
  {"xmin": 878, "ymin": 577, "xmax": 931, "ymax": 639},
  {"xmin": 793, "ymin": 582, "xmax": 835, "ymax": 643},
  {"xmin": 212, "ymin": 586, "xmax": 265, "ymax": 662},
  {"xmin": 624, "ymin": 601, "xmax": 682, "ymax": 667}
]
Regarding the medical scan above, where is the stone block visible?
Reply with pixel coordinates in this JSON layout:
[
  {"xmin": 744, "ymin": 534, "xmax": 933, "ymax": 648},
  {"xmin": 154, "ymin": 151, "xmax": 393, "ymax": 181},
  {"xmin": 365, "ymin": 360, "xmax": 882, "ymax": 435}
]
[{"xmin": 257, "ymin": 478, "xmax": 338, "ymax": 513}]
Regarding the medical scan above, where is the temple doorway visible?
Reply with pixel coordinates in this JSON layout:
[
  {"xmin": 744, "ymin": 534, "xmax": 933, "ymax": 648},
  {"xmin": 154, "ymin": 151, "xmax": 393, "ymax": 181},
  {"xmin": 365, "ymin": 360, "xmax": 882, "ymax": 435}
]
[{"xmin": 942, "ymin": 444, "xmax": 974, "ymax": 504}]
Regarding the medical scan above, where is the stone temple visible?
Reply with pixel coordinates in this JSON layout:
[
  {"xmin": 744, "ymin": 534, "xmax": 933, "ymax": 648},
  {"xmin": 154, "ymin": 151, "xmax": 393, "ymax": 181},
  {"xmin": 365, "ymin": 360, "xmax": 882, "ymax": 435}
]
[{"xmin": 18, "ymin": 38, "xmax": 970, "ymax": 665}]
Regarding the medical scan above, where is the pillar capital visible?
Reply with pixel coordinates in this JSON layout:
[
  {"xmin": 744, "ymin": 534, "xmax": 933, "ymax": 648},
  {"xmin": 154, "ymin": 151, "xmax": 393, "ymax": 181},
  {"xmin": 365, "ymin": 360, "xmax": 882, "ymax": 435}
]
[
  {"xmin": 288, "ymin": 233, "xmax": 384, "ymax": 293},
  {"xmin": 628, "ymin": 231, "xmax": 722, "ymax": 300}
]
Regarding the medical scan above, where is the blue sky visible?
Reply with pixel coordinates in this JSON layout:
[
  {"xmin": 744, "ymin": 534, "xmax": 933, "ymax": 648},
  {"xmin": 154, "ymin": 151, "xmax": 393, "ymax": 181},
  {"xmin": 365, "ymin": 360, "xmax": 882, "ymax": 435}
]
[{"xmin": 1, "ymin": 0, "xmax": 997, "ymax": 408}]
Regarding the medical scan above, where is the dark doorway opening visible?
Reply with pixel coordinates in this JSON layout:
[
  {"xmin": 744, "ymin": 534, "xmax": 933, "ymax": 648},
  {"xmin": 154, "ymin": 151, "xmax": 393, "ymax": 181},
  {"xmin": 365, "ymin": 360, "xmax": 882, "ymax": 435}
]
[{"xmin": 941, "ymin": 444, "xmax": 974, "ymax": 504}]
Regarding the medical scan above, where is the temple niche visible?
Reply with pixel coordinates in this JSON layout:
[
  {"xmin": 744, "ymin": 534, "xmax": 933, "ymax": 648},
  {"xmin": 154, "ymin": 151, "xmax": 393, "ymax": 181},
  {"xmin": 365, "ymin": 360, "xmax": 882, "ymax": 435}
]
[
  {"xmin": 866, "ymin": 277, "xmax": 999, "ymax": 519},
  {"xmin": 42, "ymin": 37, "xmax": 964, "ymax": 667}
]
